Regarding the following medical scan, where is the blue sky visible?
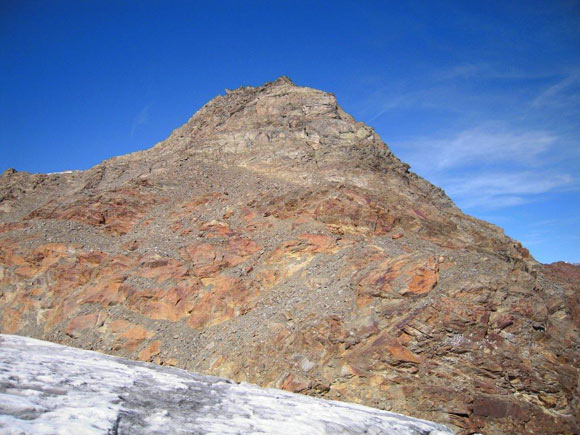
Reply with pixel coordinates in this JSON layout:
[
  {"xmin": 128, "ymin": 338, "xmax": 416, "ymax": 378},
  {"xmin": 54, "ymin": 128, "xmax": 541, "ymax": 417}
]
[{"xmin": 1, "ymin": 1, "xmax": 579, "ymax": 263}]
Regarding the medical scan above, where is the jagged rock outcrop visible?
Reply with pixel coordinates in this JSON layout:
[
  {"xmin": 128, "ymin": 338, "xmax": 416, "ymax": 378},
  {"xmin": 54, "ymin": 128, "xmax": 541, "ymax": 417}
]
[
  {"xmin": 0, "ymin": 334, "xmax": 452, "ymax": 434},
  {"xmin": 0, "ymin": 77, "xmax": 578, "ymax": 434}
]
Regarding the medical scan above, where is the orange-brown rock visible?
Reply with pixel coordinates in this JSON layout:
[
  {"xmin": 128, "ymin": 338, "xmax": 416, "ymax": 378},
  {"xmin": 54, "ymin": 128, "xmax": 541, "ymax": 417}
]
[
  {"xmin": 65, "ymin": 312, "xmax": 107, "ymax": 338},
  {"xmin": 124, "ymin": 282, "xmax": 199, "ymax": 322},
  {"xmin": 402, "ymin": 256, "xmax": 438, "ymax": 295},
  {"xmin": 107, "ymin": 319, "xmax": 155, "ymax": 351},
  {"xmin": 28, "ymin": 188, "xmax": 160, "ymax": 235},
  {"xmin": 138, "ymin": 340, "xmax": 161, "ymax": 362},
  {"xmin": 188, "ymin": 275, "xmax": 256, "ymax": 328},
  {"xmin": 136, "ymin": 256, "xmax": 189, "ymax": 283},
  {"xmin": 0, "ymin": 77, "xmax": 578, "ymax": 434},
  {"xmin": 181, "ymin": 237, "xmax": 261, "ymax": 278},
  {"xmin": 199, "ymin": 220, "xmax": 236, "ymax": 238},
  {"xmin": 280, "ymin": 373, "xmax": 311, "ymax": 393}
]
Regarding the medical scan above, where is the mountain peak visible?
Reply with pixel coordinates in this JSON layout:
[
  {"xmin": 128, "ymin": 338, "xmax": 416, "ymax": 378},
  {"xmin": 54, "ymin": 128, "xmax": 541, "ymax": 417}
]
[
  {"xmin": 155, "ymin": 77, "xmax": 410, "ymax": 188},
  {"xmin": 1, "ymin": 78, "xmax": 578, "ymax": 435},
  {"xmin": 269, "ymin": 75, "xmax": 295, "ymax": 86}
]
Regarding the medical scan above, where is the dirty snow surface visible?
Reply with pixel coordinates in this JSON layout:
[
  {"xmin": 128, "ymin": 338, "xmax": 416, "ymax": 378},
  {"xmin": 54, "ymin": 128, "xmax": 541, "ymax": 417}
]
[{"xmin": 0, "ymin": 335, "xmax": 452, "ymax": 434}]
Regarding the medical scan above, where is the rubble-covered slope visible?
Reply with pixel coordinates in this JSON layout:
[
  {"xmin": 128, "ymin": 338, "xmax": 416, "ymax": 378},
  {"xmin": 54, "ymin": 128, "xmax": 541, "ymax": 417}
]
[
  {"xmin": 0, "ymin": 334, "xmax": 452, "ymax": 434},
  {"xmin": 0, "ymin": 77, "xmax": 578, "ymax": 434}
]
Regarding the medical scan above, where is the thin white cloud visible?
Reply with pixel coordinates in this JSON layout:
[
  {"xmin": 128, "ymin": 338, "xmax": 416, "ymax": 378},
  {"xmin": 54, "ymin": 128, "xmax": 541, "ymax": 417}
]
[
  {"xmin": 440, "ymin": 171, "xmax": 574, "ymax": 210},
  {"xmin": 430, "ymin": 63, "xmax": 489, "ymax": 81},
  {"xmin": 459, "ymin": 195, "xmax": 527, "ymax": 210},
  {"xmin": 412, "ymin": 126, "xmax": 556, "ymax": 170},
  {"xmin": 518, "ymin": 230, "xmax": 549, "ymax": 247},
  {"xmin": 365, "ymin": 88, "xmax": 451, "ymax": 122},
  {"xmin": 130, "ymin": 104, "xmax": 151, "ymax": 138},
  {"xmin": 360, "ymin": 64, "xmax": 580, "ymax": 124},
  {"xmin": 392, "ymin": 125, "xmax": 576, "ymax": 210},
  {"xmin": 357, "ymin": 63, "xmax": 579, "ymax": 213},
  {"xmin": 532, "ymin": 71, "xmax": 580, "ymax": 107},
  {"xmin": 446, "ymin": 172, "xmax": 572, "ymax": 196}
]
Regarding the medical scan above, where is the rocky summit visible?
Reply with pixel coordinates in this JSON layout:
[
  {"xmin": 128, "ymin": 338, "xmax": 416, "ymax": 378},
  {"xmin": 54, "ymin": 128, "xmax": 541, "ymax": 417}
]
[{"xmin": 0, "ymin": 77, "xmax": 578, "ymax": 434}]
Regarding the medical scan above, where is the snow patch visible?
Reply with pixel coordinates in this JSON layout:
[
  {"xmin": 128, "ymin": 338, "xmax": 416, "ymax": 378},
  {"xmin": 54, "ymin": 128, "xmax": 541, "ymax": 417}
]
[{"xmin": 0, "ymin": 335, "xmax": 452, "ymax": 434}]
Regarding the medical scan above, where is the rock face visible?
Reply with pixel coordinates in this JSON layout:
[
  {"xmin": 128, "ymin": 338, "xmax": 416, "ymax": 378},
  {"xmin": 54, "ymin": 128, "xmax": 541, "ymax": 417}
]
[
  {"xmin": 0, "ymin": 77, "xmax": 578, "ymax": 434},
  {"xmin": 0, "ymin": 334, "xmax": 452, "ymax": 434}
]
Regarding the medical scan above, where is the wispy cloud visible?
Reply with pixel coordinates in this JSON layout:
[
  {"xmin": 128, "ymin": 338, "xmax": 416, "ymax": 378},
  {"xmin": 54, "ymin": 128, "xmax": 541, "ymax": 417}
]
[
  {"xmin": 446, "ymin": 172, "xmax": 572, "ymax": 197},
  {"xmin": 360, "ymin": 64, "xmax": 580, "ymax": 126},
  {"xmin": 365, "ymin": 87, "xmax": 451, "ymax": 123},
  {"xmin": 357, "ymin": 62, "xmax": 580, "ymax": 214},
  {"xmin": 430, "ymin": 63, "xmax": 490, "ymax": 81},
  {"xmin": 532, "ymin": 71, "xmax": 580, "ymax": 107},
  {"xmin": 130, "ymin": 104, "xmax": 151, "ymax": 138},
  {"xmin": 392, "ymin": 124, "xmax": 576, "ymax": 211},
  {"xmin": 440, "ymin": 171, "xmax": 574, "ymax": 210},
  {"xmin": 402, "ymin": 125, "xmax": 556, "ymax": 171}
]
